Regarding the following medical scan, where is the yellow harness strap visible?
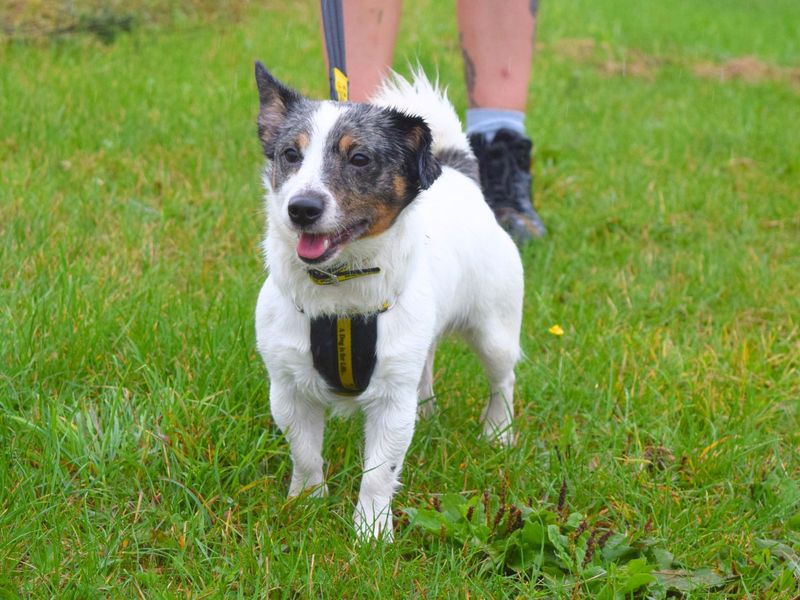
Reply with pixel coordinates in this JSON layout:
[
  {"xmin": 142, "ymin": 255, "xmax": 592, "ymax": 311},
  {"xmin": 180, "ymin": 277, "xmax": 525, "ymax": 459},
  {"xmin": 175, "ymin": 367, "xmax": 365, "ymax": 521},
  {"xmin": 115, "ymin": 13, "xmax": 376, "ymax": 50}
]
[{"xmin": 310, "ymin": 302, "xmax": 390, "ymax": 396}]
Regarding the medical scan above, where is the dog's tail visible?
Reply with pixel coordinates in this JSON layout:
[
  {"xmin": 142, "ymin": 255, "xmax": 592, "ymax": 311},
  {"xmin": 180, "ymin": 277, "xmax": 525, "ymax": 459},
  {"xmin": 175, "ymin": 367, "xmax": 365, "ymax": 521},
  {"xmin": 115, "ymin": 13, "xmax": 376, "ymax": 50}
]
[{"xmin": 371, "ymin": 68, "xmax": 479, "ymax": 184}]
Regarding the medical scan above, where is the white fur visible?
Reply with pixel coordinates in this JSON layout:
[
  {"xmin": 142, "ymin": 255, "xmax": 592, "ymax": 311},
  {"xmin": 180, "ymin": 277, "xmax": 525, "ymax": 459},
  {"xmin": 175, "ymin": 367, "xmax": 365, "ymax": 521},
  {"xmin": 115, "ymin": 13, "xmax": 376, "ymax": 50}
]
[
  {"xmin": 255, "ymin": 72, "xmax": 523, "ymax": 541},
  {"xmin": 265, "ymin": 102, "xmax": 344, "ymax": 234},
  {"xmin": 371, "ymin": 67, "xmax": 473, "ymax": 155}
]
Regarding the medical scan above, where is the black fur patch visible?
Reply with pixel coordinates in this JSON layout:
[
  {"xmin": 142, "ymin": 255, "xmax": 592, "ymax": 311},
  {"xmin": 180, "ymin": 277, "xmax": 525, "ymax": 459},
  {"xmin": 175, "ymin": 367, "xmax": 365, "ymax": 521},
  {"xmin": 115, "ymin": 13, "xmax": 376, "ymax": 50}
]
[
  {"xmin": 436, "ymin": 147, "xmax": 480, "ymax": 184},
  {"xmin": 319, "ymin": 104, "xmax": 442, "ymax": 237},
  {"xmin": 324, "ymin": 105, "xmax": 441, "ymax": 198}
]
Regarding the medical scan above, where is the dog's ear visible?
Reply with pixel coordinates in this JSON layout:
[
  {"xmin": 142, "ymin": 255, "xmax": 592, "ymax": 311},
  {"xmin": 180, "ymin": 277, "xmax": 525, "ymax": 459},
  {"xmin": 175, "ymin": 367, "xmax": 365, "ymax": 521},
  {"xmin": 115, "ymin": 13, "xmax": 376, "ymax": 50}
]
[
  {"xmin": 255, "ymin": 61, "xmax": 302, "ymax": 159},
  {"xmin": 388, "ymin": 110, "xmax": 442, "ymax": 193}
]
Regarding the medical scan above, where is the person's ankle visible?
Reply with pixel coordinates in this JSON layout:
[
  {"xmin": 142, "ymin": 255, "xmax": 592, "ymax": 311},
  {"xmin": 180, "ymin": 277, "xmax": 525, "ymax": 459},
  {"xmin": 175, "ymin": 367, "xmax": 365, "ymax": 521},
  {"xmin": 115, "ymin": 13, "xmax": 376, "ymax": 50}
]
[{"xmin": 466, "ymin": 108, "xmax": 526, "ymax": 142}]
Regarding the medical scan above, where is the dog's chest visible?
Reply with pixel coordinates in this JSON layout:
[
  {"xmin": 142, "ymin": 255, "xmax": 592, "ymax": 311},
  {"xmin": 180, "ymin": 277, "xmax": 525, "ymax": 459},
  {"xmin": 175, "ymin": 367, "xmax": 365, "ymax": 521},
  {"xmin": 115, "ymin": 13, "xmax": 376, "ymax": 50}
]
[{"xmin": 309, "ymin": 312, "xmax": 380, "ymax": 395}]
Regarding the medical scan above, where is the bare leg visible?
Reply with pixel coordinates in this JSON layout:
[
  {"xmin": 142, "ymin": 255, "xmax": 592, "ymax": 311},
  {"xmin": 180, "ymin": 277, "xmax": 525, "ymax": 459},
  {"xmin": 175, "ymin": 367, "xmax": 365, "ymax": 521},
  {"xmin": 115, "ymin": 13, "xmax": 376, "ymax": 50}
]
[
  {"xmin": 457, "ymin": 0, "xmax": 546, "ymax": 245},
  {"xmin": 321, "ymin": 0, "xmax": 402, "ymax": 102},
  {"xmin": 457, "ymin": 0, "xmax": 537, "ymax": 110}
]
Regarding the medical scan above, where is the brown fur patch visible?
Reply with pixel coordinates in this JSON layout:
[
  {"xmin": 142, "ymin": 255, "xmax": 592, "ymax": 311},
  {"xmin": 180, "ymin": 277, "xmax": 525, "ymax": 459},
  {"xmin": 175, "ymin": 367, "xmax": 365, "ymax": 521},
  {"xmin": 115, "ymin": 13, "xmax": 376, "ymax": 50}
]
[
  {"xmin": 363, "ymin": 202, "xmax": 405, "ymax": 238},
  {"xmin": 296, "ymin": 132, "xmax": 309, "ymax": 150},
  {"xmin": 338, "ymin": 134, "xmax": 355, "ymax": 155},
  {"xmin": 406, "ymin": 125, "xmax": 425, "ymax": 150},
  {"xmin": 392, "ymin": 175, "xmax": 407, "ymax": 200},
  {"xmin": 258, "ymin": 97, "xmax": 286, "ymax": 148}
]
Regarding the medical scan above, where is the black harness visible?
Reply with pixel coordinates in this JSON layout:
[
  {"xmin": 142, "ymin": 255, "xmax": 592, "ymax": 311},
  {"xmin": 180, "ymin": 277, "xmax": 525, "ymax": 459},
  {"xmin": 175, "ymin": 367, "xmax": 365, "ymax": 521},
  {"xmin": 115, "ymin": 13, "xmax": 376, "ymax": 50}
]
[{"xmin": 304, "ymin": 265, "xmax": 387, "ymax": 395}]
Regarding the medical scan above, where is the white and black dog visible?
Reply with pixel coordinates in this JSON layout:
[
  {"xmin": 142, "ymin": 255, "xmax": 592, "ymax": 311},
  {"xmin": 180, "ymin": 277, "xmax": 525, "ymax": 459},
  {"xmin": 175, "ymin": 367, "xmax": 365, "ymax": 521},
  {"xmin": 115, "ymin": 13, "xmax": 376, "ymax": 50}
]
[{"xmin": 253, "ymin": 62, "xmax": 523, "ymax": 540}]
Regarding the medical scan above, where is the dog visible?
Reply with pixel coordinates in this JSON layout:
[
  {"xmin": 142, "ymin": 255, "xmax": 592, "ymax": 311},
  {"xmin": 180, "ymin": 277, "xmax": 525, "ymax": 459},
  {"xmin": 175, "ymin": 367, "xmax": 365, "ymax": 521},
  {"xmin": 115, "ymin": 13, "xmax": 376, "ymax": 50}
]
[{"xmin": 253, "ymin": 62, "xmax": 523, "ymax": 540}]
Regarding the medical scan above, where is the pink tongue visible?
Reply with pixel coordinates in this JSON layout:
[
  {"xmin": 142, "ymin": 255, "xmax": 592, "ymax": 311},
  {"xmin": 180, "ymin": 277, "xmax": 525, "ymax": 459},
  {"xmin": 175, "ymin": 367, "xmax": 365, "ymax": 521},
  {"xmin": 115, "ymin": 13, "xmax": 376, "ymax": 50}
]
[{"xmin": 296, "ymin": 233, "xmax": 330, "ymax": 260}]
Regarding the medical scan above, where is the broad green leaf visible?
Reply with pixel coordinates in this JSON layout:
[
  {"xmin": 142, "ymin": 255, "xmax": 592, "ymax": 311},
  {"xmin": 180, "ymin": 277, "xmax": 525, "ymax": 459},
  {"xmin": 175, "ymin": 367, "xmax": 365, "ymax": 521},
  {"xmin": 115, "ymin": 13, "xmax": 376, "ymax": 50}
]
[
  {"xmin": 601, "ymin": 534, "xmax": 637, "ymax": 562},
  {"xmin": 504, "ymin": 530, "xmax": 544, "ymax": 572},
  {"xmin": 651, "ymin": 547, "xmax": 675, "ymax": 569},
  {"xmin": 440, "ymin": 493, "xmax": 465, "ymax": 524},
  {"xmin": 547, "ymin": 524, "xmax": 573, "ymax": 569},
  {"xmin": 520, "ymin": 519, "xmax": 546, "ymax": 547},
  {"xmin": 625, "ymin": 557, "xmax": 654, "ymax": 575},
  {"xmin": 654, "ymin": 568, "xmax": 727, "ymax": 592},
  {"xmin": 547, "ymin": 524, "xmax": 568, "ymax": 552},
  {"xmin": 620, "ymin": 571, "xmax": 656, "ymax": 593},
  {"xmin": 406, "ymin": 508, "xmax": 446, "ymax": 533},
  {"xmin": 565, "ymin": 511, "xmax": 585, "ymax": 529},
  {"xmin": 582, "ymin": 565, "xmax": 606, "ymax": 580}
]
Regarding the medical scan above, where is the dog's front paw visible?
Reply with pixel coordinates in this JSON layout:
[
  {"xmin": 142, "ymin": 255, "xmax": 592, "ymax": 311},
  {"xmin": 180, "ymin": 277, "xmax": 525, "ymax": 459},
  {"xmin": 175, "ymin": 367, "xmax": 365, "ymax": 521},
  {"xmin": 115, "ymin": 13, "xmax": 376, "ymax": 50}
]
[
  {"xmin": 417, "ymin": 395, "xmax": 437, "ymax": 419},
  {"xmin": 288, "ymin": 478, "xmax": 328, "ymax": 499},
  {"xmin": 481, "ymin": 423, "xmax": 514, "ymax": 447},
  {"xmin": 353, "ymin": 499, "xmax": 393, "ymax": 542}
]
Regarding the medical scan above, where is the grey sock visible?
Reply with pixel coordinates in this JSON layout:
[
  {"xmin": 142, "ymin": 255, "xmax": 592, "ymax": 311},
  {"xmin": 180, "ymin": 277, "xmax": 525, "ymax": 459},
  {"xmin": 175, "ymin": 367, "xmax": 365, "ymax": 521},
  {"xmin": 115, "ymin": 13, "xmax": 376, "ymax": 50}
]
[{"xmin": 466, "ymin": 108, "xmax": 525, "ymax": 142}]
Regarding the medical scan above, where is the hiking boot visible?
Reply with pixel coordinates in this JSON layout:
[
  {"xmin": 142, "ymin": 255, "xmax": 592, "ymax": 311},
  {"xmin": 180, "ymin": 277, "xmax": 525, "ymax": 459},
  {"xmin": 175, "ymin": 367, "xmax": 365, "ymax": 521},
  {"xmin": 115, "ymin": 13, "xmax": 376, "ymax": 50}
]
[{"xmin": 469, "ymin": 128, "xmax": 546, "ymax": 245}]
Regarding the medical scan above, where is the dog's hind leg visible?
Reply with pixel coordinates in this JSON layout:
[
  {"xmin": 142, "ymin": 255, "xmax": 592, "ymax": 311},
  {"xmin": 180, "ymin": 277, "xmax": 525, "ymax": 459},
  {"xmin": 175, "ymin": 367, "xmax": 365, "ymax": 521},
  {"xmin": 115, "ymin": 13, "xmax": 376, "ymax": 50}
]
[
  {"xmin": 466, "ymin": 321, "xmax": 520, "ymax": 446},
  {"xmin": 417, "ymin": 343, "xmax": 437, "ymax": 418},
  {"xmin": 270, "ymin": 383, "xmax": 327, "ymax": 497}
]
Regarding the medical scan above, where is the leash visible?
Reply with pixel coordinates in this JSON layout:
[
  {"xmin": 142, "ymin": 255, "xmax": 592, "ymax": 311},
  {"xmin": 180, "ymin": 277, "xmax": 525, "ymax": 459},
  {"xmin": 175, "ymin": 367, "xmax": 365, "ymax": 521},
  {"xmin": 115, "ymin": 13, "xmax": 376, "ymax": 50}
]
[{"xmin": 320, "ymin": 0, "xmax": 349, "ymax": 102}]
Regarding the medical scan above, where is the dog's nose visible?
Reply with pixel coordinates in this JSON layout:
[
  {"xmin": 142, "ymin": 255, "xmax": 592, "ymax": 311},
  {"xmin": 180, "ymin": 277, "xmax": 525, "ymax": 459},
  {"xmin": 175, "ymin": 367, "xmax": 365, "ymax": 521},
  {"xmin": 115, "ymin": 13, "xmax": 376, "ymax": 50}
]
[{"xmin": 287, "ymin": 195, "xmax": 325, "ymax": 226}]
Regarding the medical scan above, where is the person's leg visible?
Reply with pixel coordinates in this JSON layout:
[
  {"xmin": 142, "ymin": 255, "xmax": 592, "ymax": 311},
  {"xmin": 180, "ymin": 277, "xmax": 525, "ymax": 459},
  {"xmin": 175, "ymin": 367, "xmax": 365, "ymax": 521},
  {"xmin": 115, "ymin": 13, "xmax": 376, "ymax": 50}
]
[
  {"xmin": 457, "ymin": 0, "xmax": 546, "ymax": 243},
  {"xmin": 321, "ymin": 0, "xmax": 402, "ymax": 103},
  {"xmin": 457, "ymin": 0, "xmax": 535, "ymax": 112}
]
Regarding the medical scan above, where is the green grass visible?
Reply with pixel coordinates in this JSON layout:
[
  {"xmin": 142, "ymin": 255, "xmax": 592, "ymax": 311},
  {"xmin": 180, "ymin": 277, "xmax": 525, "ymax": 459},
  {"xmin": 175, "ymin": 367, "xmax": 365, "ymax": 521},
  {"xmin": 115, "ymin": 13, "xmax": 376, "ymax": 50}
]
[{"xmin": 1, "ymin": 0, "xmax": 799, "ymax": 596}]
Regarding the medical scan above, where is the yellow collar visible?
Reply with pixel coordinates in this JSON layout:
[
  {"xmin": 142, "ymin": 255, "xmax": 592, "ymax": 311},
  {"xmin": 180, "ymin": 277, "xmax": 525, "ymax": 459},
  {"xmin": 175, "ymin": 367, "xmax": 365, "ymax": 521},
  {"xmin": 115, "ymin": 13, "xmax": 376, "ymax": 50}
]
[{"xmin": 307, "ymin": 264, "xmax": 381, "ymax": 286}]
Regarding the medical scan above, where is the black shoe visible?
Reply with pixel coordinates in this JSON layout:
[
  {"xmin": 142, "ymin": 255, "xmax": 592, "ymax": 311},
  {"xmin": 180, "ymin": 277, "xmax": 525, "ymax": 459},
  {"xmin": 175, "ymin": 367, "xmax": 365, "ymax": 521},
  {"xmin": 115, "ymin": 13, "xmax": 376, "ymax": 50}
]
[{"xmin": 468, "ymin": 128, "xmax": 546, "ymax": 245}]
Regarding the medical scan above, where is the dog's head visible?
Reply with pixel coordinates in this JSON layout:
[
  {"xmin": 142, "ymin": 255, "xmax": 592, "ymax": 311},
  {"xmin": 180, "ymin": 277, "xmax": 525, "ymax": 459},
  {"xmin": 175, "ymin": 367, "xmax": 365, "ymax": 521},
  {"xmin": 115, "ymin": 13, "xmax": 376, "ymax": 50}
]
[{"xmin": 255, "ymin": 62, "xmax": 441, "ymax": 265}]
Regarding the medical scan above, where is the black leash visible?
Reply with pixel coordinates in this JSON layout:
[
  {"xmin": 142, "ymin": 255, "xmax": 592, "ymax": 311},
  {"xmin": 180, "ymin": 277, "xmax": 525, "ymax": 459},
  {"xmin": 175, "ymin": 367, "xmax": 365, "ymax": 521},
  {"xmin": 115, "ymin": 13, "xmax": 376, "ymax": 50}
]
[{"xmin": 320, "ymin": 0, "xmax": 349, "ymax": 102}]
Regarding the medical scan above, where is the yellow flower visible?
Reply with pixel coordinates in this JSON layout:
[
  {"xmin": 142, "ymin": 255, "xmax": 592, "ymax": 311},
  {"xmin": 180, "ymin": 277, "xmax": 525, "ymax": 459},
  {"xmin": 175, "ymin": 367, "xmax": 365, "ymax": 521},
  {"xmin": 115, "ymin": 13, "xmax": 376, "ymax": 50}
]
[{"xmin": 548, "ymin": 324, "xmax": 564, "ymax": 336}]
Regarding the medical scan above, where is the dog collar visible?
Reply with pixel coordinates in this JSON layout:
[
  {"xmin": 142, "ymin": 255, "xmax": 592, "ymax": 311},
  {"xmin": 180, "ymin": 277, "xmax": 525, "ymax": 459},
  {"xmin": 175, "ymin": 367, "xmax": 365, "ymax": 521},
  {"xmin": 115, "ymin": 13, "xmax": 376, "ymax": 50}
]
[{"xmin": 307, "ymin": 264, "xmax": 381, "ymax": 285}]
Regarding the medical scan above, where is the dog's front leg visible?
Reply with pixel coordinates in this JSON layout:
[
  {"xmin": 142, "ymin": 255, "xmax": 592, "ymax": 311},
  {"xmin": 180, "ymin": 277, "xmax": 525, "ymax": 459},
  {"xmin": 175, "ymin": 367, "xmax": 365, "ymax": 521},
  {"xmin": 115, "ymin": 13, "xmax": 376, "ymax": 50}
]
[
  {"xmin": 354, "ymin": 393, "xmax": 417, "ymax": 541},
  {"xmin": 270, "ymin": 385, "xmax": 327, "ymax": 497}
]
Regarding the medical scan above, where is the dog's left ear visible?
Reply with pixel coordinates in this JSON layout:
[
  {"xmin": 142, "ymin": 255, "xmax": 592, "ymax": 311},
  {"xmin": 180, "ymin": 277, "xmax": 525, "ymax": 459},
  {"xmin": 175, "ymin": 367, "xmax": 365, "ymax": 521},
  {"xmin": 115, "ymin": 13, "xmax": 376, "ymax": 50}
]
[
  {"xmin": 388, "ymin": 110, "xmax": 442, "ymax": 193},
  {"xmin": 255, "ymin": 61, "xmax": 302, "ymax": 159}
]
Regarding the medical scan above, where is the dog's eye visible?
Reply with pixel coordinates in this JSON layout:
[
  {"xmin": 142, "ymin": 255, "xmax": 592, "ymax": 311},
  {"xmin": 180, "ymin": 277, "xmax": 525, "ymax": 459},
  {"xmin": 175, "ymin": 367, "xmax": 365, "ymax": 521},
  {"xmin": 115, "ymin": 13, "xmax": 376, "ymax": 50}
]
[
  {"xmin": 283, "ymin": 148, "xmax": 301, "ymax": 164},
  {"xmin": 349, "ymin": 153, "xmax": 370, "ymax": 167}
]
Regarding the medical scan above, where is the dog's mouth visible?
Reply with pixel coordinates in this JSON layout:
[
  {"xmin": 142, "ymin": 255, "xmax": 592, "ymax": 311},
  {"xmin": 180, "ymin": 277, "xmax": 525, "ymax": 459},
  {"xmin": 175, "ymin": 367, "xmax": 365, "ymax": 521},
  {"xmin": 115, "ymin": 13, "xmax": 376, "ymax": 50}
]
[{"xmin": 296, "ymin": 219, "xmax": 369, "ymax": 264}]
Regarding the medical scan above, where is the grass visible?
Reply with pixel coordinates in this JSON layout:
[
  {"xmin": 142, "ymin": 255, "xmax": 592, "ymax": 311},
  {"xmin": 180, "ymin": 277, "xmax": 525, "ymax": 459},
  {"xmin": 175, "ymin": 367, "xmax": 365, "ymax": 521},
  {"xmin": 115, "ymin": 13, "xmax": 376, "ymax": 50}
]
[{"xmin": 1, "ymin": 0, "xmax": 799, "ymax": 596}]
